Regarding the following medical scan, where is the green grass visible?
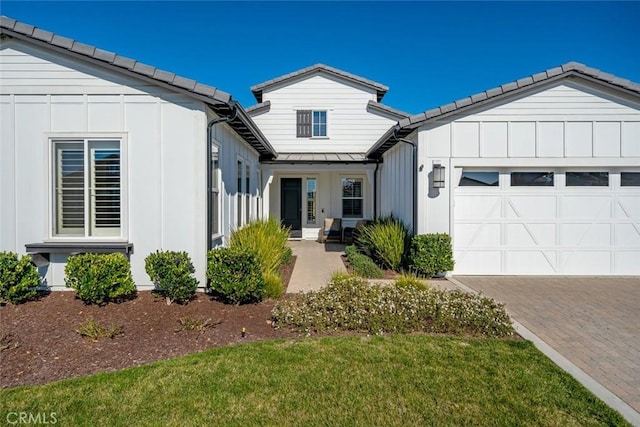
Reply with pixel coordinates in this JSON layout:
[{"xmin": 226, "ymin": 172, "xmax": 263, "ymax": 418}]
[{"xmin": 0, "ymin": 336, "xmax": 627, "ymax": 426}]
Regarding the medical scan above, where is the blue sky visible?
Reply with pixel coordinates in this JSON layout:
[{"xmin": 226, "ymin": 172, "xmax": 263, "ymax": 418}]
[{"xmin": 3, "ymin": 1, "xmax": 639, "ymax": 114}]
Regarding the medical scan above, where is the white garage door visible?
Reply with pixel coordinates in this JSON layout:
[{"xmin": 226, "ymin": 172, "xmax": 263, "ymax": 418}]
[{"xmin": 453, "ymin": 170, "xmax": 640, "ymax": 275}]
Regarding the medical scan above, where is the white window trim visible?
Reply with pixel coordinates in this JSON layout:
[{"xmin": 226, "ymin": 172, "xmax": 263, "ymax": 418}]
[
  {"xmin": 293, "ymin": 107, "xmax": 332, "ymax": 139},
  {"xmin": 340, "ymin": 176, "xmax": 364, "ymax": 219},
  {"xmin": 305, "ymin": 176, "xmax": 319, "ymax": 225},
  {"xmin": 211, "ymin": 140, "xmax": 222, "ymax": 239},
  {"xmin": 311, "ymin": 110, "xmax": 328, "ymax": 139},
  {"xmin": 46, "ymin": 132, "xmax": 128, "ymax": 241}
]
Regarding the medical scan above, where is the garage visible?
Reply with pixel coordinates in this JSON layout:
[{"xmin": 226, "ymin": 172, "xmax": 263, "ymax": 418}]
[{"xmin": 453, "ymin": 169, "xmax": 640, "ymax": 275}]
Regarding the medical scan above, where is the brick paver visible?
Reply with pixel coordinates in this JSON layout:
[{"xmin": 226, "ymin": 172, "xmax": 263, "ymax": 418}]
[{"xmin": 453, "ymin": 276, "xmax": 640, "ymax": 414}]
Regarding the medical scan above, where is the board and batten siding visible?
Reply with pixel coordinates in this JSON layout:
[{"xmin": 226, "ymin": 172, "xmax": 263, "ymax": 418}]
[
  {"xmin": 250, "ymin": 74, "xmax": 396, "ymax": 153},
  {"xmin": 0, "ymin": 39, "xmax": 254, "ymax": 288},
  {"xmin": 378, "ymin": 140, "xmax": 414, "ymax": 230},
  {"xmin": 206, "ymin": 108, "xmax": 262, "ymax": 245}
]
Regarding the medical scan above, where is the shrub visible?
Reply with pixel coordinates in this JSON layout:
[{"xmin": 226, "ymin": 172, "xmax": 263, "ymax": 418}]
[
  {"xmin": 408, "ymin": 234, "xmax": 455, "ymax": 278},
  {"xmin": 229, "ymin": 218, "xmax": 290, "ymax": 275},
  {"xmin": 263, "ymin": 271, "xmax": 285, "ymax": 299},
  {"xmin": 344, "ymin": 245, "xmax": 383, "ymax": 278},
  {"xmin": 207, "ymin": 247, "xmax": 264, "ymax": 304},
  {"xmin": 355, "ymin": 216, "xmax": 411, "ymax": 271},
  {"xmin": 65, "ymin": 253, "xmax": 136, "ymax": 305},
  {"xmin": 145, "ymin": 250, "xmax": 199, "ymax": 305},
  {"xmin": 272, "ymin": 273, "xmax": 514, "ymax": 338},
  {"xmin": 0, "ymin": 252, "xmax": 39, "ymax": 304},
  {"xmin": 394, "ymin": 273, "xmax": 429, "ymax": 291},
  {"xmin": 281, "ymin": 246, "xmax": 293, "ymax": 265},
  {"xmin": 76, "ymin": 318, "xmax": 123, "ymax": 340}
]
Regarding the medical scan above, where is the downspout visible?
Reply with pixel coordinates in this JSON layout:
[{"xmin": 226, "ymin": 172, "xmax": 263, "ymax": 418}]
[
  {"xmin": 206, "ymin": 102, "xmax": 238, "ymax": 252},
  {"xmin": 397, "ymin": 135, "xmax": 418, "ymax": 234}
]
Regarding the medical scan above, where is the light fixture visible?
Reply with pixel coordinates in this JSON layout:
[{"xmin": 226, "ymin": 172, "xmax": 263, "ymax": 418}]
[{"xmin": 433, "ymin": 163, "xmax": 445, "ymax": 188}]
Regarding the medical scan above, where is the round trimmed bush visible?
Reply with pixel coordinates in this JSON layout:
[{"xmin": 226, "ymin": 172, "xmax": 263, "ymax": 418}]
[
  {"xmin": 207, "ymin": 247, "xmax": 264, "ymax": 304},
  {"xmin": 65, "ymin": 253, "xmax": 136, "ymax": 304},
  {"xmin": 0, "ymin": 252, "xmax": 39, "ymax": 304},
  {"xmin": 145, "ymin": 250, "xmax": 199, "ymax": 305}
]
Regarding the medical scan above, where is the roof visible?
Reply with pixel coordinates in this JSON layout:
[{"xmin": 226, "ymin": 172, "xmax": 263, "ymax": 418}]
[
  {"xmin": 0, "ymin": 15, "xmax": 277, "ymax": 159},
  {"xmin": 367, "ymin": 61, "xmax": 640, "ymax": 159},
  {"xmin": 366, "ymin": 100, "xmax": 410, "ymax": 120},
  {"xmin": 262, "ymin": 152, "xmax": 370, "ymax": 164},
  {"xmin": 246, "ymin": 101, "xmax": 271, "ymax": 116},
  {"xmin": 251, "ymin": 63, "xmax": 389, "ymax": 103}
]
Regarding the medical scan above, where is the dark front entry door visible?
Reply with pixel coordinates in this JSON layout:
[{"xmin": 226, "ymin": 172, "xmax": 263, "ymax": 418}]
[{"xmin": 281, "ymin": 178, "xmax": 302, "ymax": 231}]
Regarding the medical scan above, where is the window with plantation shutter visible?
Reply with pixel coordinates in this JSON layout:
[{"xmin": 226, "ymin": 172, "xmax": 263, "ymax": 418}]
[
  {"xmin": 296, "ymin": 110, "xmax": 312, "ymax": 137},
  {"xmin": 342, "ymin": 178, "xmax": 363, "ymax": 218},
  {"xmin": 53, "ymin": 140, "xmax": 121, "ymax": 237}
]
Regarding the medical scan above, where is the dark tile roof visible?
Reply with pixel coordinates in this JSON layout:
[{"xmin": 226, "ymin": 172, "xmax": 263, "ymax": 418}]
[
  {"xmin": 246, "ymin": 101, "xmax": 271, "ymax": 116},
  {"xmin": 367, "ymin": 62, "xmax": 640, "ymax": 159},
  {"xmin": 366, "ymin": 100, "xmax": 410, "ymax": 120},
  {"xmin": 251, "ymin": 64, "xmax": 389, "ymax": 103},
  {"xmin": 0, "ymin": 15, "xmax": 277, "ymax": 159}
]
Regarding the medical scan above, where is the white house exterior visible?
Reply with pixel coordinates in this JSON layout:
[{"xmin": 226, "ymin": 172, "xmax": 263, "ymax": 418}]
[
  {"xmin": 248, "ymin": 64, "xmax": 407, "ymax": 239},
  {"xmin": 369, "ymin": 64, "xmax": 640, "ymax": 275},
  {"xmin": 0, "ymin": 16, "xmax": 276, "ymax": 288},
  {"xmin": 2, "ymin": 16, "xmax": 639, "ymax": 283}
]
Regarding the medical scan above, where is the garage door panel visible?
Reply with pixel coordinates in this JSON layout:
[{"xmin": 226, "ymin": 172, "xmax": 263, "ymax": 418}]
[
  {"xmin": 614, "ymin": 251, "xmax": 640, "ymax": 274},
  {"xmin": 560, "ymin": 223, "xmax": 611, "ymax": 246},
  {"xmin": 615, "ymin": 197, "xmax": 640, "ymax": 218},
  {"xmin": 455, "ymin": 195, "xmax": 501, "ymax": 220},
  {"xmin": 506, "ymin": 196, "xmax": 556, "ymax": 219},
  {"xmin": 561, "ymin": 196, "xmax": 611, "ymax": 219},
  {"xmin": 615, "ymin": 224, "xmax": 640, "ymax": 246},
  {"xmin": 456, "ymin": 223, "xmax": 501, "ymax": 246},
  {"xmin": 506, "ymin": 223, "xmax": 556, "ymax": 246},
  {"xmin": 505, "ymin": 251, "xmax": 557, "ymax": 274},
  {"xmin": 454, "ymin": 169, "xmax": 640, "ymax": 275},
  {"xmin": 561, "ymin": 251, "xmax": 611, "ymax": 274},
  {"xmin": 454, "ymin": 251, "xmax": 501, "ymax": 274}
]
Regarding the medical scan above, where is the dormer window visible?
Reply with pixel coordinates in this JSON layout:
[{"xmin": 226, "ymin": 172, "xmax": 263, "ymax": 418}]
[{"xmin": 297, "ymin": 110, "xmax": 327, "ymax": 137}]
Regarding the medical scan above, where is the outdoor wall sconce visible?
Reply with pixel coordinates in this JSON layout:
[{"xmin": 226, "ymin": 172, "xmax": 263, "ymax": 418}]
[{"xmin": 433, "ymin": 163, "xmax": 445, "ymax": 188}]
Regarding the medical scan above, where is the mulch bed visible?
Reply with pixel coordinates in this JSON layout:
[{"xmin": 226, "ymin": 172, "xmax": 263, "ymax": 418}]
[{"xmin": 0, "ymin": 257, "xmax": 301, "ymax": 389}]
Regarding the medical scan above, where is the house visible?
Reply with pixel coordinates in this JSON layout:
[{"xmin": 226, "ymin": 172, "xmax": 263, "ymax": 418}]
[
  {"xmin": 1, "ymin": 16, "xmax": 639, "ymax": 285},
  {"xmin": 248, "ymin": 64, "xmax": 408, "ymax": 239},
  {"xmin": 0, "ymin": 16, "xmax": 276, "ymax": 288},
  {"xmin": 368, "ymin": 63, "xmax": 640, "ymax": 275}
]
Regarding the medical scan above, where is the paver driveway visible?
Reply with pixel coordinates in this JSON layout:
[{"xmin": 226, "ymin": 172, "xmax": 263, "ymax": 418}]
[{"xmin": 453, "ymin": 276, "xmax": 640, "ymax": 414}]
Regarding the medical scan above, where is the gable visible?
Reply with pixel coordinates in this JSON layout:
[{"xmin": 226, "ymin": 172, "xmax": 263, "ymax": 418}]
[{"xmin": 1, "ymin": 39, "xmax": 187, "ymax": 100}]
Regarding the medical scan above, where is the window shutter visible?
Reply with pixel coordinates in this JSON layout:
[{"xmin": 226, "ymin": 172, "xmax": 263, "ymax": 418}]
[{"xmin": 296, "ymin": 110, "xmax": 312, "ymax": 137}]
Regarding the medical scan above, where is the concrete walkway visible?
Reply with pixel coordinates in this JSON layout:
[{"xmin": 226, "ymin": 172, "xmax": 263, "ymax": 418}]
[
  {"xmin": 287, "ymin": 240, "xmax": 347, "ymax": 293},
  {"xmin": 450, "ymin": 276, "xmax": 640, "ymax": 426}
]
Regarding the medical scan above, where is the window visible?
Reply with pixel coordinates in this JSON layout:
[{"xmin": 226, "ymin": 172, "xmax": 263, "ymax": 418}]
[
  {"xmin": 459, "ymin": 171, "xmax": 499, "ymax": 187},
  {"xmin": 306, "ymin": 178, "xmax": 316, "ymax": 224},
  {"xmin": 237, "ymin": 160, "xmax": 243, "ymax": 227},
  {"xmin": 256, "ymin": 170, "xmax": 262, "ymax": 218},
  {"xmin": 210, "ymin": 144, "xmax": 220, "ymax": 236},
  {"xmin": 511, "ymin": 172, "xmax": 554, "ymax": 187},
  {"xmin": 245, "ymin": 163, "xmax": 251, "ymax": 223},
  {"xmin": 53, "ymin": 139, "xmax": 121, "ymax": 237},
  {"xmin": 342, "ymin": 178, "xmax": 363, "ymax": 218},
  {"xmin": 566, "ymin": 172, "xmax": 609, "ymax": 187},
  {"xmin": 621, "ymin": 172, "xmax": 640, "ymax": 187},
  {"xmin": 296, "ymin": 110, "xmax": 327, "ymax": 137},
  {"xmin": 313, "ymin": 111, "xmax": 327, "ymax": 137}
]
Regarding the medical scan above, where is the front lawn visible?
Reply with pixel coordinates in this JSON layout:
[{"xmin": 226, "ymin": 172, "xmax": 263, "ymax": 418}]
[{"xmin": 0, "ymin": 335, "xmax": 627, "ymax": 426}]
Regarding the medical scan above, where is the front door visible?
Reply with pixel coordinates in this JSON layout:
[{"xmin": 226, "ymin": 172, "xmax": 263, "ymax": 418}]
[{"xmin": 281, "ymin": 178, "xmax": 302, "ymax": 232}]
